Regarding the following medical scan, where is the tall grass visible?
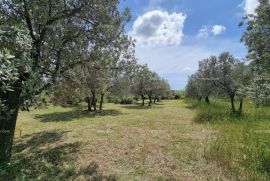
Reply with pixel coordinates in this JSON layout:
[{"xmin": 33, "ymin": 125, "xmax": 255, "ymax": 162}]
[{"xmin": 185, "ymin": 98, "xmax": 270, "ymax": 180}]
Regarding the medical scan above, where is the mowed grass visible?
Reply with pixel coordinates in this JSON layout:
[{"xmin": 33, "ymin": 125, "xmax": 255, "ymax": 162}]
[
  {"xmin": 185, "ymin": 99, "xmax": 270, "ymax": 180},
  {"xmin": 0, "ymin": 100, "xmax": 225, "ymax": 180}
]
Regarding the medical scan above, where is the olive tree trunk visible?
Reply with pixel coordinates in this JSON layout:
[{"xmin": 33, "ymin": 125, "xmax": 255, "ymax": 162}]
[
  {"xmin": 87, "ymin": 96, "xmax": 92, "ymax": 112},
  {"xmin": 91, "ymin": 91, "xmax": 97, "ymax": 111},
  {"xmin": 141, "ymin": 95, "xmax": 145, "ymax": 106},
  {"xmin": 148, "ymin": 94, "xmax": 152, "ymax": 106},
  {"xmin": 230, "ymin": 95, "xmax": 236, "ymax": 113},
  {"xmin": 238, "ymin": 98, "xmax": 243, "ymax": 113},
  {"xmin": 154, "ymin": 96, "xmax": 157, "ymax": 104},
  {"xmin": 0, "ymin": 81, "xmax": 22, "ymax": 164},
  {"xmin": 205, "ymin": 96, "xmax": 210, "ymax": 104},
  {"xmin": 99, "ymin": 93, "xmax": 104, "ymax": 111}
]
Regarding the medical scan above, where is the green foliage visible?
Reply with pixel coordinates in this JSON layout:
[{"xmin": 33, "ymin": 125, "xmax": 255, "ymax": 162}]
[
  {"xmin": 120, "ymin": 97, "xmax": 133, "ymax": 104},
  {"xmin": 173, "ymin": 90, "xmax": 185, "ymax": 99},
  {"xmin": 0, "ymin": 26, "xmax": 32, "ymax": 117},
  {"xmin": 106, "ymin": 95, "xmax": 121, "ymax": 104},
  {"xmin": 185, "ymin": 52, "xmax": 251, "ymax": 112},
  {"xmin": 241, "ymin": 1, "xmax": 270, "ymax": 106},
  {"xmin": 131, "ymin": 64, "xmax": 171, "ymax": 105}
]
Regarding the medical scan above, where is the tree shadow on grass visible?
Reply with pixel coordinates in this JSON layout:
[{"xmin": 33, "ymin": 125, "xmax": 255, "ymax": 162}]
[
  {"xmin": 121, "ymin": 103, "xmax": 164, "ymax": 110},
  {"xmin": 34, "ymin": 108, "xmax": 122, "ymax": 122},
  {"xmin": 0, "ymin": 130, "xmax": 81, "ymax": 180},
  {"xmin": 13, "ymin": 130, "xmax": 70, "ymax": 153}
]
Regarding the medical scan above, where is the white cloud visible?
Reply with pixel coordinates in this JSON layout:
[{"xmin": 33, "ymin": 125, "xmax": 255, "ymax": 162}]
[
  {"xmin": 197, "ymin": 26, "xmax": 211, "ymax": 39},
  {"xmin": 130, "ymin": 10, "xmax": 186, "ymax": 46},
  {"xmin": 129, "ymin": 10, "xmax": 244, "ymax": 89},
  {"xmin": 243, "ymin": 0, "xmax": 259, "ymax": 15},
  {"xmin": 197, "ymin": 25, "xmax": 226, "ymax": 39},
  {"xmin": 212, "ymin": 25, "xmax": 226, "ymax": 35}
]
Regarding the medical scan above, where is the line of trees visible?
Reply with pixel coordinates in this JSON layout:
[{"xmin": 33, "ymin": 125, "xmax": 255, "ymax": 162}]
[
  {"xmin": 0, "ymin": 0, "xmax": 171, "ymax": 164},
  {"xmin": 131, "ymin": 65, "xmax": 171, "ymax": 106},
  {"xmin": 53, "ymin": 58, "xmax": 171, "ymax": 109},
  {"xmin": 186, "ymin": 0, "xmax": 270, "ymax": 112}
]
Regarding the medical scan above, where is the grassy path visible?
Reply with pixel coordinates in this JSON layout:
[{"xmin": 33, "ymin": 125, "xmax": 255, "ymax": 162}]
[{"xmin": 9, "ymin": 100, "xmax": 225, "ymax": 180}]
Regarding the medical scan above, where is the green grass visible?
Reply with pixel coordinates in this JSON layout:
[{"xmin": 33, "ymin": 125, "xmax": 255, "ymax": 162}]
[
  {"xmin": 185, "ymin": 98, "xmax": 270, "ymax": 180},
  {"xmin": 0, "ymin": 100, "xmax": 226, "ymax": 180}
]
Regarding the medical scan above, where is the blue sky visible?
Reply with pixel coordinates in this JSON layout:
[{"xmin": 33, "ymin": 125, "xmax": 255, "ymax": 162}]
[{"xmin": 119, "ymin": 0, "xmax": 259, "ymax": 90}]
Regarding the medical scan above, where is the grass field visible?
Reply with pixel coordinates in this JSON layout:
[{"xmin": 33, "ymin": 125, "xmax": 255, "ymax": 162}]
[
  {"xmin": 185, "ymin": 99, "xmax": 270, "ymax": 180},
  {"xmin": 0, "ymin": 100, "xmax": 227, "ymax": 181}
]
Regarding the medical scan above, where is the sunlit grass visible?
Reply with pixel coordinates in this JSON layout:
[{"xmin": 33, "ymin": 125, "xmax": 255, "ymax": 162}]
[
  {"xmin": 0, "ymin": 100, "xmax": 226, "ymax": 180},
  {"xmin": 185, "ymin": 98, "xmax": 270, "ymax": 180}
]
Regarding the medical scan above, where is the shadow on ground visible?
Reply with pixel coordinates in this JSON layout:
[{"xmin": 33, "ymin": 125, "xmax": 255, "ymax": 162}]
[
  {"xmin": 35, "ymin": 108, "xmax": 122, "ymax": 122},
  {"xmin": 0, "ymin": 130, "xmax": 80, "ymax": 180},
  {"xmin": 0, "ymin": 130, "xmax": 117, "ymax": 181},
  {"xmin": 121, "ymin": 104, "xmax": 164, "ymax": 110}
]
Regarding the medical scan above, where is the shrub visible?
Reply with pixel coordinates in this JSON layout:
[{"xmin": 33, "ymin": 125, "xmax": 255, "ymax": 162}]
[
  {"xmin": 120, "ymin": 98, "xmax": 133, "ymax": 104},
  {"xmin": 107, "ymin": 96, "xmax": 121, "ymax": 104}
]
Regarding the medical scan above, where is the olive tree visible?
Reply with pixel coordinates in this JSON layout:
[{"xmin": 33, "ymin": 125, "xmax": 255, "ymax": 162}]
[
  {"xmin": 185, "ymin": 74, "xmax": 202, "ymax": 101},
  {"xmin": 196, "ymin": 56, "xmax": 218, "ymax": 104},
  {"xmin": 241, "ymin": 0, "xmax": 270, "ymax": 106},
  {"xmin": 206, "ymin": 52, "xmax": 250, "ymax": 113},
  {"xmin": 0, "ymin": 27, "xmax": 32, "ymax": 163},
  {"xmin": 131, "ymin": 65, "xmax": 152, "ymax": 106},
  {"xmin": 0, "ymin": 0, "xmax": 130, "ymax": 163}
]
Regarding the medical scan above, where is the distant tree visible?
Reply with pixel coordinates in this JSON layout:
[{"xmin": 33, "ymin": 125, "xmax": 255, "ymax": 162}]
[
  {"xmin": 185, "ymin": 74, "xmax": 202, "ymax": 101},
  {"xmin": 145, "ymin": 72, "xmax": 159, "ymax": 106},
  {"xmin": 212, "ymin": 52, "xmax": 250, "ymax": 113},
  {"xmin": 153, "ymin": 79, "xmax": 171, "ymax": 102},
  {"xmin": 131, "ymin": 65, "xmax": 152, "ymax": 106},
  {"xmin": 196, "ymin": 56, "xmax": 218, "ymax": 104}
]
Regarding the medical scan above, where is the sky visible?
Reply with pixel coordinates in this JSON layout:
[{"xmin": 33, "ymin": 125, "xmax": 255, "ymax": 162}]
[{"xmin": 119, "ymin": 0, "xmax": 260, "ymax": 90}]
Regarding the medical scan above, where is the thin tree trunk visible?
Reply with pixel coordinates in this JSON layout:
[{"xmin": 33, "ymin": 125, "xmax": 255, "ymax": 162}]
[
  {"xmin": 154, "ymin": 96, "xmax": 157, "ymax": 104},
  {"xmin": 91, "ymin": 91, "xmax": 97, "ymax": 111},
  {"xmin": 0, "ymin": 81, "xmax": 22, "ymax": 164},
  {"xmin": 99, "ymin": 93, "xmax": 104, "ymax": 111},
  {"xmin": 148, "ymin": 94, "xmax": 152, "ymax": 106},
  {"xmin": 205, "ymin": 96, "xmax": 210, "ymax": 104},
  {"xmin": 230, "ymin": 95, "xmax": 235, "ymax": 113},
  {"xmin": 238, "ymin": 98, "xmax": 243, "ymax": 113},
  {"xmin": 87, "ymin": 96, "xmax": 92, "ymax": 112},
  {"xmin": 141, "ymin": 95, "xmax": 145, "ymax": 106}
]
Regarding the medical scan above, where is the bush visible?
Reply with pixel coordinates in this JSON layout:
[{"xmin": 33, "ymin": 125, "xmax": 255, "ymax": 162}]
[
  {"xmin": 120, "ymin": 98, "xmax": 133, "ymax": 104},
  {"xmin": 107, "ymin": 96, "xmax": 121, "ymax": 104}
]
